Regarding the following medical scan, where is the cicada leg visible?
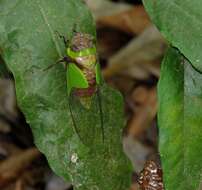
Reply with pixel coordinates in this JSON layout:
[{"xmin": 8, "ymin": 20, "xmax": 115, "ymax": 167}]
[
  {"xmin": 55, "ymin": 31, "xmax": 69, "ymax": 47},
  {"xmin": 42, "ymin": 31, "xmax": 70, "ymax": 70},
  {"xmin": 43, "ymin": 56, "xmax": 77, "ymax": 71},
  {"xmin": 43, "ymin": 58, "xmax": 65, "ymax": 71}
]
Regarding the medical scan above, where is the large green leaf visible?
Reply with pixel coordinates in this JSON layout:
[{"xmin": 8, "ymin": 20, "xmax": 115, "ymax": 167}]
[
  {"xmin": 143, "ymin": 0, "xmax": 202, "ymax": 72},
  {"xmin": 158, "ymin": 47, "xmax": 202, "ymax": 190},
  {"xmin": 0, "ymin": 0, "xmax": 132, "ymax": 189}
]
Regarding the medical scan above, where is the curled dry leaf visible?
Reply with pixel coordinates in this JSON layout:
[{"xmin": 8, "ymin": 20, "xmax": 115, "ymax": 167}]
[{"xmin": 138, "ymin": 160, "xmax": 164, "ymax": 190}]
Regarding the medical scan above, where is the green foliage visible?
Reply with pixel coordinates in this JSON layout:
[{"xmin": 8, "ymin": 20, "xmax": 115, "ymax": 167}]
[
  {"xmin": 158, "ymin": 47, "xmax": 202, "ymax": 190},
  {"xmin": 0, "ymin": 0, "xmax": 132, "ymax": 189},
  {"xmin": 143, "ymin": 0, "xmax": 202, "ymax": 72},
  {"xmin": 143, "ymin": 1, "xmax": 202, "ymax": 189}
]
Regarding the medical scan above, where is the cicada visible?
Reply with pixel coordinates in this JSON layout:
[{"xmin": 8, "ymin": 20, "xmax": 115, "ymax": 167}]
[{"xmin": 46, "ymin": 31, "xmax": 104, "ymax": 145}]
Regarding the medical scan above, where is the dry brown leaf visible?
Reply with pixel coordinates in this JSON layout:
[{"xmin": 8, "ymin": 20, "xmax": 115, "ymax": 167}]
[
  {"xmin": 127, "ymin": 87, "xmax": 157, "ymax": 137},
  {"xmin": 103, "ymin": 26, "xmax": 166, "ymax": 79},
  {"xmin": 0, "ymin": 142, "xmax": 22, "ymax": 159},
  {"xmin": 0, "ymin": 148, "xmax": 41, "ymax": 188},
  {"xmin": 97, "ymin": 6, "xmax": 151, "ymax": 35},
  {"xmin": 85, "ymin": 0, "xmax": 132, "ymax": 19},
  {"xmin": 97, "ymin": 27, "xmax": 131, "ymax": 59}
]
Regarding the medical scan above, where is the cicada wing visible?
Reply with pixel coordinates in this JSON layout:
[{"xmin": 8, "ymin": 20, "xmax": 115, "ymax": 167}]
[
  {"xmin": 69, "ymin": 91, "xmax": 95, "ymax": 146},
  {"xmin": 96, "ymin": 87, "xmax": 104, "ymax": 142},
  {"xmin": 68, "ymin": 89, "xmax": 104, "ymax": 146}
]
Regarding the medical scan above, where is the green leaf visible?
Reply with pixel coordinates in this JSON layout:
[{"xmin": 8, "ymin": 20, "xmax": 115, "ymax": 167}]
[
  {"xmin": 158, "ymin": 47, "xmax": 202, "ymax": 190},
  {"xmin": 0, "ymin": 0, "xmax": 132, "ymax": 189},
  {"xmin": 143, "ymin": 0, "xmax": 202, "ymax": 72}
]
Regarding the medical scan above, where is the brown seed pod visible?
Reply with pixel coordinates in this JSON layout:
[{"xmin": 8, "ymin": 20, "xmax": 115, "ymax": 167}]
[{"xmin": 138, "ymin": 160, "xmax": 164, "ymax": 190}]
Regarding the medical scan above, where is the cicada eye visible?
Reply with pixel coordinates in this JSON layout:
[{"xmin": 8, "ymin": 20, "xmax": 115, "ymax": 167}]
[{"xmin": 138, "ymin": 160, "xmax": 164, "ymax": 190}]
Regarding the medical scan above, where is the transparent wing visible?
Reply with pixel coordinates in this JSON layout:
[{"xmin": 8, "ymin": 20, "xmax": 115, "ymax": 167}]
[
  {"xmin": 96, "ymin": 87, "xmax": 104, "ymax": 142},
  {"xmin": 68, "ymin": 88, "xmax": 104, "ymax": 146}
]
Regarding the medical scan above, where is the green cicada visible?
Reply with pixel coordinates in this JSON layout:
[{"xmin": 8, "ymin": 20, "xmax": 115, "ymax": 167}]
[{"xmin": 47, "ymin": 31, "xmax": 104, "ymax": 145}]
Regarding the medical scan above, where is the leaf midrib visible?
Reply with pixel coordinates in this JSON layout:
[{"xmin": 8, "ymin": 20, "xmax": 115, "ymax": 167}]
[{"xmin": 35, "ymin": 0, "xmax": 63, "ymax": 58}]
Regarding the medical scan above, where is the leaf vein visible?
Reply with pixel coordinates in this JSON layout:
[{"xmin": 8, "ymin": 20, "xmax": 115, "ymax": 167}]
[{"xmin": 36, "ymin": 1, "xmax": 62, "ymax": 58}]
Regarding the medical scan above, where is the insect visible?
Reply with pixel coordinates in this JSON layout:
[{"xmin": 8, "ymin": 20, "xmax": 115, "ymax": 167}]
[
  {"xmin": 138, "ymin": 160, "xmax": 164, "ymax": 190},
  {"xmin": 46, "ymin": 30, "xmax": 104, "ymax": 145}
]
